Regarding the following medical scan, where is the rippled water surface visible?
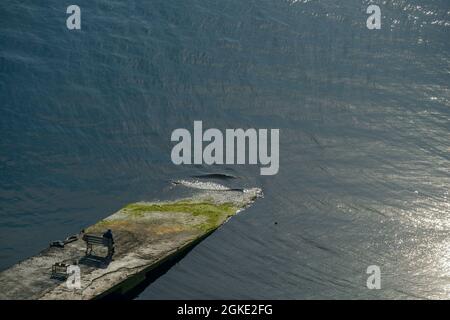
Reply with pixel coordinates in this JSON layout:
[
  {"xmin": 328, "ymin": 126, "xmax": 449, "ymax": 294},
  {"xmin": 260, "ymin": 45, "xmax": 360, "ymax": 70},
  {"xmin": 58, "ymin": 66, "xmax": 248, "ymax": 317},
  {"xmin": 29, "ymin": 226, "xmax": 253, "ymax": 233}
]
[{"xmin": 1, "ymin": 0, "xmax": 449, "ymax": 299}]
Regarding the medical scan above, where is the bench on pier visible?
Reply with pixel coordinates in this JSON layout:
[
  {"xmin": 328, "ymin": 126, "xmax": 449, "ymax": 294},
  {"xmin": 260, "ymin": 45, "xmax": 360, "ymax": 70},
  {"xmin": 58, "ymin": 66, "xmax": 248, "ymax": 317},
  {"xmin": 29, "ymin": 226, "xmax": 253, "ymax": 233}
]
[
  {"xmin": 82, "ymin": 234, "xmax": 114, "ymax": 259},
  {"xmin": 51, "ymin": 262, "xmax": 69, "ymax": 279}
]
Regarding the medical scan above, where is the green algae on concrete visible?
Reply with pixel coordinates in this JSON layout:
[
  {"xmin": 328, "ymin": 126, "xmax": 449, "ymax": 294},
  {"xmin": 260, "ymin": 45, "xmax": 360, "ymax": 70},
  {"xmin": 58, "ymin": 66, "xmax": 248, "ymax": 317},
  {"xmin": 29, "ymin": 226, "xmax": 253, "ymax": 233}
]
[
  {"xmin": 0, "ymin": 184, "xmax": 261, "ymax": 300},
  {"xmin": 123, "ymin": 200, "xmax": 238, "ymax": 231}
]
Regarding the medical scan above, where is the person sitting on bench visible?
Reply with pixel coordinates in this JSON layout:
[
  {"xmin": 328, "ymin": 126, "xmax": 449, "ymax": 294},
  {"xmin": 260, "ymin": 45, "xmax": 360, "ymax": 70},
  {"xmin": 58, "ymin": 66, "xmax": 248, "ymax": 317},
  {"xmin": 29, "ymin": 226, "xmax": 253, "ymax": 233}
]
[
  {"xmin": 82, "ymin": 230, "xmax": 115, "ymax": 259},
  {"xmin": 103, "ymin": 229, "xmax": 114, "ymax": 244},
  {"xmin": 103, "ymin": 229, "xmax": 115, "ymax": 257}
]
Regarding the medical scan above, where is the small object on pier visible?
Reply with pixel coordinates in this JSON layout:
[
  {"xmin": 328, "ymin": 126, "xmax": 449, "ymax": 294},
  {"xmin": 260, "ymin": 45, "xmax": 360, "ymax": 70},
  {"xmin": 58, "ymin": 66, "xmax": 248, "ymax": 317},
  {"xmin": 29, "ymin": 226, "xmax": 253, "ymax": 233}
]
[
  {"xmin": 51, "ymin": 262, "xmax": 69, "ymax": 280},
  {"xmin": 49, "ymin": 241, "xmax": 65, "ymax": 248},
  {"xmin": 82, "ymin": 233, "xmax": 115, "ymax": 259},
  {"xmin": 64, "ymin": 234, "xmax": 78, "ymax": 245}
]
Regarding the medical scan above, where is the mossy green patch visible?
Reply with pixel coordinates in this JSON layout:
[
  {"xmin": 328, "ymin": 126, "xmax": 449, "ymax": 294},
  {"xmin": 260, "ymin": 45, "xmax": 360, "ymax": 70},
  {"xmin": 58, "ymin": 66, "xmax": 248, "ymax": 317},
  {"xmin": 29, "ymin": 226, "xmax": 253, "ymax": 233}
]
[{"xmin": 124, "ymin": 200, "xmax": 238, "ymax": 232}]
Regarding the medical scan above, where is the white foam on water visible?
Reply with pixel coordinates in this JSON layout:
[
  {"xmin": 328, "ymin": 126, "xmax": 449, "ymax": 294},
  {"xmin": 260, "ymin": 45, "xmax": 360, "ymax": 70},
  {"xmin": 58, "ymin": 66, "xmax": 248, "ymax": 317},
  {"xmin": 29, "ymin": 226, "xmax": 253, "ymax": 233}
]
[{"xmin": 173, "ymin": 179, "xmax": 233, "ymax": 191}]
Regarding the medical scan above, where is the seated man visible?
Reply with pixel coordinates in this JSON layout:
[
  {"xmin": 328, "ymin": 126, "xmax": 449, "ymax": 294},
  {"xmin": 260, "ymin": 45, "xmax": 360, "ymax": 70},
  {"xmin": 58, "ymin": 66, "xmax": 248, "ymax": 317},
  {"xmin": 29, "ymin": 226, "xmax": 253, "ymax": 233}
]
[
  {"xmin": 102, "ymin": 229, "xmax": 115, "ymax": 258},
  {"xmin": 102, "ymin": 229, "xmax": 114, "ymax": 244}
]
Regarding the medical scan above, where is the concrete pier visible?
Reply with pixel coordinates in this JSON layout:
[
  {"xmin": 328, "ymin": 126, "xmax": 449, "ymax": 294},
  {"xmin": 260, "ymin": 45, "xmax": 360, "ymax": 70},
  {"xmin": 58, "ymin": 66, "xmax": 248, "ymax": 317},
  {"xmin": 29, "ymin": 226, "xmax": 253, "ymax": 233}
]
[{"xmin": 0, "ymin": 183, "xmax": 261, "ymax": 300}]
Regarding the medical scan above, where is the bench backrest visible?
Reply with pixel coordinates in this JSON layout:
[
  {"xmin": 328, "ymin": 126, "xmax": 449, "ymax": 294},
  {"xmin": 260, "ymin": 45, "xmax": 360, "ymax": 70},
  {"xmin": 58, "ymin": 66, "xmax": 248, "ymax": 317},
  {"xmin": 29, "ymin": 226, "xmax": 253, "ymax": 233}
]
[
  {"xmin": 83, "ymin": 234, "xmax": 113, "ymax": 247},
  {"xmin": 52, "ymin": 264, "xmax": 68, "ymax": 272}
]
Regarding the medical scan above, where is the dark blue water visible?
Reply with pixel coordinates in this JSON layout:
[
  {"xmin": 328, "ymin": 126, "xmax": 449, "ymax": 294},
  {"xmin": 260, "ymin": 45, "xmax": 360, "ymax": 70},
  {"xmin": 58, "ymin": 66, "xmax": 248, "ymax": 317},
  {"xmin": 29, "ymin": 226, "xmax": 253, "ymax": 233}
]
[{"xmin": 1, "ymin": 0, "xmax": 449, "ymax": 299}]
